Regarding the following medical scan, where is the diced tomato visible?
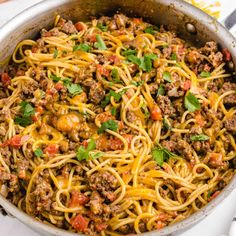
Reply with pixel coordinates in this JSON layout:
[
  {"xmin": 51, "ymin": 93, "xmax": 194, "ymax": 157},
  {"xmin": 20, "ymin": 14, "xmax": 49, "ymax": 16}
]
[
  {"xmin": 194, "ymin": 111, "xmax": 205, "ymax": 127},
  {"xmin": 69, "ymin": 191, "xmax": 89, "ymax": 208},
  {"xmin": 182, "ymin": 80, "xmax": 191, "ymax": 91},
  {"xmin": 55, "ymin": 82, "xmax": 64, "ymax": 91},
  {"xmin": 86, "ymin": 34, "xmax": 97, "ymax": 43},
  {"xmin": 209, "ymin": 153, "xmax": 223, "ymax": 168},
  {"xmin": 156, "ymin": 221, "xmax": 165, "ymax": 230},
  {"xmin": 109, "ymin": 134, "xmax": 133, "ymax": 150},
  {"xmin": 0, "ymin": 135, "xmax": 29, "ymax": 148},
  {"xmin": 44, "ymin": 144, "xmax": 58, "ymax": 156},
  {"xmin": 74, "ymin": 22, "xmax": 85, "ymax": 31},
  {"xmin": 70, "ymin": 214, "xmax": 89, "ymax": 232},
  {"xmin": 46, "ymin": 88, "xmax": 57, "ymax": 95},
  {"xmin": 31, "ymin": 46, "xmax": 38, "ymax": 53},
  {"xmin": 208, "ymin": 190, "xmax": 221, "ymax": 202},
  {"xmin": 96, "ymin": 64, "xmax": 109, "ymax": 77},
  {"xmin": 1, "ymin": 73, "xmax": 11, "ymax": 87},
  {"xmin": 222, "ymin": 48, "xmax": 231, "ymax": 61},
  {"xmin": 151, "ymin": 105, "xmax": 162, "ymax": 121},
  {"xmin": 108, "ymin": 55, "xmax": 120, "ymax": 64},
  {"xmin": 133, "ymin": 18, "xmax": 142, "ymax": 24},
  {"xmin": 32, "ymin": 106, "xmax": 44, "ymax": 122},
  {"xmin": 82, "ymin": 140, "xmax": 89, "ymax": 148},
  {"xmin": 95, "ymin": 222, "xmax": 108, "ymax": 232},
  {"xmin": 96, "ymin": 112, "xmax": 115, "ymax": 124}
]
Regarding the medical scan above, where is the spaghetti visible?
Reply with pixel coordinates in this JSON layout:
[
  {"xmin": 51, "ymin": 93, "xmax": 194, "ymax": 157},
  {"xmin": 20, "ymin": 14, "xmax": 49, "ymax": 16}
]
[{"xmin": 0, "ymin": 14, "xmax": 235, "ymax": 235}]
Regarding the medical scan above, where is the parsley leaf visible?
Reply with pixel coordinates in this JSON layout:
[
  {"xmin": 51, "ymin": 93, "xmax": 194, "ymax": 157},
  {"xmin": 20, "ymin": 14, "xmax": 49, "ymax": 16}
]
[
  {"xmin": 163, "ymin": 71, "xmax": 172, "ymax": 83},
  {"xmin": 111, "ymin": 68, "xmax": 122, "ymax": 83},
  {"xmin": 200, "ymin": 71, "xmax": 211, "ymax": 78},
  {"xmin": 152, "ymin": 146, "xmax": 176, "ymax": 166},
  {"xmin": 90, "ymin": 152, "xmax": 104, "ymax": 159},
  {"xmin": 163, "ymin": 118, "xmax": 172, "ymax": 130},
  {"xmin": 190, "ymin": 134, "xmax": 209, "ymax": 141},
  {"xmin": 110, "ymin": 107, "xmax": 117, "ymax": 116},
  {"xmin": 144, "ymin": 27, "xmax": 155, "ymax": 35},
  {"xmin": 131, "ymin": 80, "xmax": 144, "ymax": 87},
  {"xmin": 34, "ymin": 148, "xmax": 43, "ymax": 157},
  {"xmin": 53, "ymin": 49, "xmax": 58, "ymax": 58},
  {"xmin": 98, "ymin": 119, "xmax": 118, "ymax": 134},
  {"xmin": 95, "ymin": 35, "xmax": 107, "ymax": 50},
  {"xmin": 14, "ymin": 116, "xmax": 32, "ymax": 127},
  {"xmin": 50, "ymin": 75, "xmax": 61, "ymax": 82},
  {"xmin": 66, "ymin": 83, "xmax": 83, "ymax": 96},
  {"xmin": 127, "ymin": 55, "xmax": 141, "ymax": 65},
  {"xmin": 121, "ymin": 49, "xmax": 137, "ymax": 57},
  {"xmin": 20, "ymin": 101, "xmax": 35, "ymax": 117},
  {"xmin": 101, "ymin": 89, "xmax": 127, "ymax": 107},
  {"xmin": 157, "ymin": 84, "xmax": 165, "ymax": 96},
  {"xmin": 76, "ymin": 139, "xmax": 96, "ymax": 161},
  {"xmin": 73, "ymin": 43, "xmax": 91, "ymax": 52},
  {"xmin": 184, "ymin": 92, "xmax": 200, "ymax": 112},
  {"xmin": 171, "ymin": 53, "xmax": 177, "ymax": 61},
  {"xmin": 97, "ymin": 23, "xmax": 108, "ymax": 32}
]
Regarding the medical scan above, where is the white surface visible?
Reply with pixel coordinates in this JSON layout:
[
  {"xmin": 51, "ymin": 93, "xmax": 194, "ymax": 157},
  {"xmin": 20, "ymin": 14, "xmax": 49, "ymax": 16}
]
[{"xmin": 0, "ymin": 0, "xmax": 236, "ymax": 236}]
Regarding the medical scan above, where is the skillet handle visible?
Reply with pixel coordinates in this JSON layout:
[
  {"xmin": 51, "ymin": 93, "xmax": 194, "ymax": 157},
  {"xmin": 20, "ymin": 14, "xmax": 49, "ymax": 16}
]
[{"xmin": 223, "ymin": 9, "xmax": 236, "ymax": 30}]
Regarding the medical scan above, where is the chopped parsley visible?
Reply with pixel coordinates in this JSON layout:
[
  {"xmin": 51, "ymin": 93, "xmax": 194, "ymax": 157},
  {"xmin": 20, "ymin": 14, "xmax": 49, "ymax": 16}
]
[
  {"xmin": 98, "ymin": 119, "xmax": 118, "ymax": 134},
  {"xmin": 170, "ymin": 53, "xmax": 177, "ymax": 61},
  {"xmin": 200, "ymin": 71, "xmax": 211, "ymax": 78},
  {"xmin": 15, "ymin": 101, "xmax": 35, "ymax": 127},
  {"xmin": 152, "ymin": 146, "xmax": 176, "ymax": 166},
  {"xmin": 190, "ymin": 134, "xmax": 209, "ymax": 141},
  {"xmin": 34, "ymin": 148, "xmax": 43, "ymax": 157},
  {"xmin": 121, "ymin": 49, "xmax": 137, "ymax": 57},
  {"xmin": 73, "ymin": 43, "xmax": 91, "ymax": 52},
  {"xmin": 131, "ymin": 80, "xmax": 144, "ymax": 87},
  {"xmin": 144, "ymin": 27, "xmax": 155, "ymax": 35},
  {"xmin": 111, "ymin": 69, "xmax": 122, "ymax": 83},
  {"xmin": 127, "ymin": 53, "xmax": 157, "ymax": 72},
  {"xmin": 157, "ymin": 84, "xmax": 165, "ymax": 96},
  {"xmin": 162, "ymin": 71, "xmax": 172, "ymax": 83},
  {"xmin": 110, "ymin": 107, "xmax": 117, "ymax": 116},
  {"xmin": 66, "ymin": 83, "xmax": 83, "ymax": 96},
  {"xmin": 163, "ymin": 117, "xmax": 172, "ymax": 130},
  {"xmin": 95, "ymin": 35, "xmax": 107, "ymax": 50},
  {"xmin": 184, "ymin": 91, "xmax": 200, "ymax": 112},
  {"xmin": 101, "ymin": 89, "xmax": 127, "ymax": 107},
  {"xmin": 97, "ymin": 23, "xmax": 108, "ymax": 32},
  {"xmin": 76, "ymin": 139, "xmax": 102, "ymax": 161},
  {"xmin": 53, "ymin": 49, "xmax": 58, "ymax": 58}
]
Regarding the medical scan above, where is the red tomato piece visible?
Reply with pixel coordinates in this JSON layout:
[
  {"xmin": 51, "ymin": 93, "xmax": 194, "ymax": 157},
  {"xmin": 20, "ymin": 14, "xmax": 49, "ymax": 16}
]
[
  {"xmin": 97, "ymin": 64, "xmax": 109, "ymax": 77},
  {"xmin": 95, "ymin": 222, "xmax": 108, "ymax": 232},
  {"xmin": 151, "ymin": 105, "xmax": 162, "ymax": 121},
  {"xmin": 44, "ymin": 144, "xmax": 58, "ymax": 156},
  {"xmin": 222, "ymin": 48, "xmax": 231, "ymax": 61},
  {"xmin": 156, "ymin": 221, "xmax": 165, "ymax": 230},
  {"xmin": 74, "ymin": 22, "xmax": 85, "ymax": 31},
  {"xmin": 108, "ymin": 55, "xmax": 120, "ymax": 64},
  {"xmin": 70, "ymin": 214, "xmax": 89, "ymax": 232},
  {"xmin": 208, "ymin": 191, "xmax": 221, "ymax": 202},
  {"xmin": 1, "ymin": 73, "xmax": 11, "ymax": 87},
  {"xmin": 182, "ymin": 80, "xmax": 191, "ymax": 91},
  {"xmin": 69, "ymin": 191, "xmax": 89, "ymax": 208},
  {"xmin": 55, "ymin": 82, "xmax": 64, "ymax": 91}
]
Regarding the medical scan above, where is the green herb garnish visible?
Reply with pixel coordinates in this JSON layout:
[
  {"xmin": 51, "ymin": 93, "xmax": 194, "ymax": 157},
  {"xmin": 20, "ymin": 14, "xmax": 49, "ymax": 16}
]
[
  {"xmin": 163, "ymin": 118, "xmax": 172, "ymax": 130},
  {"xmin": 152, "ymin": 146, "xmax": 175, "ymax": 166},
  {"xmin": 184, "ymin": 91, "xmax": 200, "ymax": 112},
  {"xmin": 98, "ymin": 119, "xmax": 118, "ymax": 134},
  {"xmin": 73, "ymin": 43, "xmax": 91, "ymax": 52},
  {"xmin": 53, "ymin": 49, "xmax": 58, "ymax": 58},
  {"xmin": 76, "ymin": 139, "xmax": 97, "ymax": 161},
  {"xmin": 110, "ymin": 107, "xmax": 117, "ymax": 116},
  {"xmin": 34, "ymin": 148, "xmax": 43, "ymax": 157},
  {"xmin": 200, "ymin": 71, "xmax": 211, "ymax": 78},
  {"xmin": 97, "ymin": 23, "xmax": 108, "ymax": 32},
  {"xmin": 157, "ymin": 84, "xmax": 165, "ymax": 96},
  {"xmin": 121, "ymin": 49, "xmax": 137, "ymax": 57},
  {"xmin": 66, "ymin": 83, "xmax": 83, "ymax": 96},
  {"xmin": 163, "ymin": 71, "xmax": 172, "ymax": 83},
  {"xmin": 95, "ymin": 35, "xmax": 107, "ymax": 50},
  {"xmin": 190, "ymin": 134, "xmax": 209, "ymax": 141}
]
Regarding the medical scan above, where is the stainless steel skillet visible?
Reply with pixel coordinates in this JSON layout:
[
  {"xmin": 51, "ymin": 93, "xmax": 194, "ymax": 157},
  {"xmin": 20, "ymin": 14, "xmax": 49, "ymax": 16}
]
[{"xmin": 0, "ymin": 0, "xmax": 236, "ymax": 235}]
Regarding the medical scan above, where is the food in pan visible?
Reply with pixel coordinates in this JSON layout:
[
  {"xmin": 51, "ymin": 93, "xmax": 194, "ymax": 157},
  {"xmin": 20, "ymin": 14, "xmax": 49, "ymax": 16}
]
[{"xmin": 0, "ymin": 14, "xmax": 235, "ymax": 235}]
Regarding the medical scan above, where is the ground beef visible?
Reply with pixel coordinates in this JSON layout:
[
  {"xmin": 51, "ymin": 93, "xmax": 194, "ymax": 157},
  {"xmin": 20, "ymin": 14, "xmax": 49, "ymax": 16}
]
[
  {"xmin": 161, "ymin": 140, "xmax": 176, "ymax": 152},
  {"xmin": 89, "ymin": 82, "xmax": 105, "ymax": 104},
  {"xmin": 224, "ymin": 115, "xmax": 236, "ymax": 132},
  {"xmin": 192, "ymin": 141, "xmax": 210, "ymax": 155},
  {"xmin": 209, "ymin": 51, "xmax": 223, "ymax": 67},
  {"xmin": 176, "ymin": 140, "xmax": 193, "ymax": 161},
  {"xmin": 148, "ymin": 83, "xmax": 158, "ymax": 94},
  {"xmin": 61, "ymin": 20, "xmax": 78, "ymax": 34},
  {"xmin": 165, "ymin": 83, "xmax": 184, "ymax": 98},
  {"xmin": 220, "ymin": 82, "xmax": 236, "ymax": 106},
  {"xmin": 126, "ymin": 111, "xmax": 137, "ymax": 123},
  {"xmin": 200, "ymin": 41, "xmax": 218, "ymax": 55},
  {"xmin": 41, "ymin": 28, "xmax": 60, "ymax": 37},
  {"xmin": 30, "ymin": 177, "xmax": 53, "ymax": 213},
  {"xmin": 88, "ymin": 171, "xmax": 118, "ymax": 201},
  {"xmin": 88, "ymin": 191, "xmax": 104, "ymax": 215},
  {"xmin": 157, "ymin": 95, "xmax": 175, "ymax": 116}
]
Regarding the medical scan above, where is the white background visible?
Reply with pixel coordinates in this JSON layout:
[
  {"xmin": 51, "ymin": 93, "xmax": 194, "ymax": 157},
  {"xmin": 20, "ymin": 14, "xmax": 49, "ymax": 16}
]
[{"xmin": 0, "ymin": 0, "xmax": 236, "ymax": 236}]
